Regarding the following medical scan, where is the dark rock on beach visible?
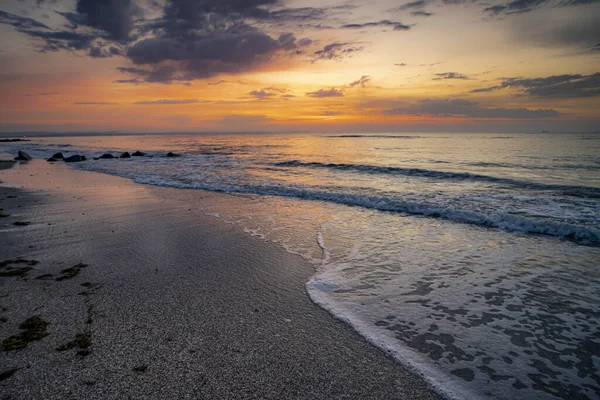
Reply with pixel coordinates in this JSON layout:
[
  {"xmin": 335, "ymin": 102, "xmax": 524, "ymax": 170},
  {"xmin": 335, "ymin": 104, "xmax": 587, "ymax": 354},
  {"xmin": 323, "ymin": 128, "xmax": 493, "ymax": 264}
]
[
  {"xmin": 99, "ymin": 154, "xmax": 115, "ymax": 159},
  {"xmin": 47, "ymin": 157, "xmax": 58, "ymax": 162},
  {"xmin": 0, "ymin": 139, "xmax": 29, "ymax": 142},
  {"xmin": 51, "ymin": 152, "xmax": 64, "ymax": 159},
  {"xmin": 131, "ymin": 151, "xmax": 145, "ymax": 157},
  {"xmin": 14, "ymin": 151, "xmax": 32, "ymax": 161},
  {"xmin": 121, "ymin": 152, "xmax": 131, "ymax": 158},
  {"xmin": 64, "ymin": 155, "xmax": 86, "ymax": 163},
  {"xmin": 167, "ymin": 152, "xmax": 181, "ymax": 157}
]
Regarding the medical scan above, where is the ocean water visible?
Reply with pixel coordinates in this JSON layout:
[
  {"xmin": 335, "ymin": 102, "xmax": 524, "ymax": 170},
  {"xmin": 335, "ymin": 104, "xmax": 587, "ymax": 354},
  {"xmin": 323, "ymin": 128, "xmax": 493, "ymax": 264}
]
[{"xmin": 2, "ymin": 132, "xmax": 600, "ymax": 399}]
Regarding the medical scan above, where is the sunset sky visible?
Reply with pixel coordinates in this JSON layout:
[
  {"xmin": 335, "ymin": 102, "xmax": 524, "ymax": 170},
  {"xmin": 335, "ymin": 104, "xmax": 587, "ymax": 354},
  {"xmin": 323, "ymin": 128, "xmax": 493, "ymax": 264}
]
[{"xmin": 0, "ymin": 0, "xmax": 598, "ymax": 133}]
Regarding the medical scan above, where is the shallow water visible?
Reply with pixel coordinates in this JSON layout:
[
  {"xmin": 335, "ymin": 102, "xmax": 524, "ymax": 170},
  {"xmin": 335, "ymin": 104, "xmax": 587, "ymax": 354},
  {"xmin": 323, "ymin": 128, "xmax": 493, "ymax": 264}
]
[{"xmin": 2, "ymin": 132, "xmax": 599, "ymax": 399}]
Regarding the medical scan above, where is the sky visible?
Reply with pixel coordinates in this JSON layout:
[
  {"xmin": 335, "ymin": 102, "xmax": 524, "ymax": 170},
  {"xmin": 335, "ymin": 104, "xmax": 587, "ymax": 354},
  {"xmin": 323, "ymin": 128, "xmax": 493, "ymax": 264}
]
[{"xmin": 0, "ymin": 0, "xmax": 598, "ymax": 133}]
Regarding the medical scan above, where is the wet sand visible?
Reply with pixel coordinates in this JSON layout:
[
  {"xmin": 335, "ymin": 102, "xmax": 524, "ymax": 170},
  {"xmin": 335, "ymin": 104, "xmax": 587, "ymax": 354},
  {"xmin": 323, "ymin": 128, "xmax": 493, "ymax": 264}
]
[{"xmin": 0, "ymin": 160, "xmax": 441, "ymax": 399}]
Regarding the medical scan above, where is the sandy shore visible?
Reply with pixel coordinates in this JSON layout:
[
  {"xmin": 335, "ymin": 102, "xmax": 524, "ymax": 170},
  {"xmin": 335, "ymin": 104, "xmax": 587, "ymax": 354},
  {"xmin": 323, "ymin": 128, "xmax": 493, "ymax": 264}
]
[{"xmin": 0, "ymin": 160, "xmax": 441, "ymax": 399}]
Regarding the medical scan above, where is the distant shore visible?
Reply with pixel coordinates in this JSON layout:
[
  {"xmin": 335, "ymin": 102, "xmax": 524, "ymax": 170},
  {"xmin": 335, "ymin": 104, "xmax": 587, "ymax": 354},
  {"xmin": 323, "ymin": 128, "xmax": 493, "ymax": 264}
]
[{"xmin": 0, "ymin": 160, "xmax": 440, "ymax": 399}]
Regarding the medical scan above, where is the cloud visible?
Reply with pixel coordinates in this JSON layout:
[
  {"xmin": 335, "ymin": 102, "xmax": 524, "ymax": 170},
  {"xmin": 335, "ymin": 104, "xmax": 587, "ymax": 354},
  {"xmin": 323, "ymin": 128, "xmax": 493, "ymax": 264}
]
[
  {"xmin": 0, "ymin": 10, "xmax": 51, "ymax": 30},
  {"xmin": 395, "ymin": 63, "xmax": 408, "ymax": 66},
  {"xmin": 349, "ymin": 75, "xmax": 371, "ymax": 88},
  {"xmin": 2, "ymin": 0, "xmax": 332, "ymax": 82},
  {"xmin": 113, "ymin": 78, "xmax": 144, "ymax": 84},
  {"xmin": 115, "ymin": 66, "xmax": 191, "ymax": 85},
  {"xmin": 470, "ymin": 73, "xmax": 600, "ymax": 97},
  {"xmin": 411, "ymin": 11, "xmax": 434, "ymax": 16},
  {"xmin": 306, "ymin": 88, "xmax": 344, "ymax": 98},
  {"xmin": 248, "ymin": 89, "xmax": 277, "ymax": 99},
  {"xmin": 484, "ymin": 0, "xmax": 600, "ymax": 16},
  {"xmin": 420, "ymin": 62, "xmax": 443, "ymax": 67},
  {"xmin": 385, "ymin": 98, "xmax": 559, "ymax": 119},
  {"xmin": 391, "ymin": 0, "xmax": 429, "ymax": 11},
  {"xmin": 0, "ymin": 6, "xmax": 125, "ymax": 57},
  {"xmin": 74, "ymin": 101, "xmax": 117, "ymax": 105},
  {"xmin": 61, "ymin": 0, "xmax": 143, "ymax": 43},
  {"xmin": 208, "ymin": 80, "xmax": 227, "ymax": 85},
  {"xmin": 508, "ymin": 6, "xmax": 600, "ymax": 51},
  {"xmin": 133, "ymin": 99, "xmax": 201, "ymax": 105},
  {"xmin": 89, "ymin": 45, "xmax": 123, "ymax": 58},
  {"xmin": 313, "ymin": 42, "xmax": 364, "ymax": 61},
  {"xmin": 340, "ymin": 20, "xmax": 410, "ymax": 31},
  {"xmin": 24, "ymin": 92, "xmax": 60, "ymax": 96},
  {"xmin": 433, "ymin": 72, "xmax": 471, "ymax": 80}
]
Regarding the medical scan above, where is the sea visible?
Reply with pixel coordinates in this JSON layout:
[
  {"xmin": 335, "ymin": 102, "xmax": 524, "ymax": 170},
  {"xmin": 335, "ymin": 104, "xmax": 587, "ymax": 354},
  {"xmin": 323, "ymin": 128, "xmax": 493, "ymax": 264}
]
[{"xmin": 2, "ymin": 132, "xmax": 599, "ymax": 400}]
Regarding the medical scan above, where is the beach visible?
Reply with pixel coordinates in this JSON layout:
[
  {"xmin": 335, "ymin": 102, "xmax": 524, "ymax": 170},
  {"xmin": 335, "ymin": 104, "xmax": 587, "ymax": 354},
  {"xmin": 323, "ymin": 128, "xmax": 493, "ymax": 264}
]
[{"xmin": 0, "ymin": 159, "xmax": 440, "ymax": 399}]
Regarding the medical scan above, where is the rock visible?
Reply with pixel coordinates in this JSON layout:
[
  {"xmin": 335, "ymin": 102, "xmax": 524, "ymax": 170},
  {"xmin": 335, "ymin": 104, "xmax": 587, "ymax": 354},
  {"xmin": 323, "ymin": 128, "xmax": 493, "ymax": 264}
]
[
  {"xmin": 51, "ymin": 152, "xmax": 64, "ymax": 159},
  {"xmin": 14, "ymin": 151, "xmax": 32, "ymax": 161},
  {"xmin": 99, "ymin": 154, "xmax": 115, "ymax": 159},
  {"xmin": 0, "ymin": 139, "xmax": 29, "ymax": 142},
  {"xmin": 131, "ymin": 151, "xmax": 145, "ymax": 157},
  {"xmin": 47, "ymin": 157, "xmax": 58, "ymax": 162},
  {"xmin": 120, "ymin": 152, "xmax": 131, "ymax": 158},
  {"xmin": 64, "ymin": 155, "xmax": 86, "ymax": 163},
  {"xmin": 166, "ymin": 152, "xmax": 181, "ymax": 157}
]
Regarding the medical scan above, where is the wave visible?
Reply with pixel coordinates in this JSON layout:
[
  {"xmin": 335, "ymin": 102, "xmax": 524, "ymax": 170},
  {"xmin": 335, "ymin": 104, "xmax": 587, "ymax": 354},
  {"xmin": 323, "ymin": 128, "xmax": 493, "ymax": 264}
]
[
  {"xmin": 91, "ymin": 169, "xmax": 599, "ymax": 245},
  {"xmin": 274, "ymin": 160, "xmax": 600, "ymax": 198}
]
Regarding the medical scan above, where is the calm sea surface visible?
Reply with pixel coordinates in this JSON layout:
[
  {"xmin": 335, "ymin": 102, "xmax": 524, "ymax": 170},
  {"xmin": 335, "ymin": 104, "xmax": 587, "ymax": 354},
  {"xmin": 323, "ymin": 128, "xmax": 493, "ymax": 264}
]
[{"xmin": 2, "ymin": 132, "xmax": 600, "ymax": 399}]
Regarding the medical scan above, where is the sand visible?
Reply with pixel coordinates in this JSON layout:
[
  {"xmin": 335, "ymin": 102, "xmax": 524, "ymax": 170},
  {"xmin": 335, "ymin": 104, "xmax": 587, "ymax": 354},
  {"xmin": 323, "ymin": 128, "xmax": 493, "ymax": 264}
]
[{"xmin": 0, "ymin": 160, "xmax": 441, "ymax": 399}]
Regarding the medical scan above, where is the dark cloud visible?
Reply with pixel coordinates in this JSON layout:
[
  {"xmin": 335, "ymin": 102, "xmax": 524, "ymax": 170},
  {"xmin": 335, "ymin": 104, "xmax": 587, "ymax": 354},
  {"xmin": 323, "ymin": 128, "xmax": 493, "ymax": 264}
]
[
  {"xmin": 313, "ymin": 42, "xmax": 364, "ymax": 61},
  {"xmin": 385, "ymin": 98, "xmax": 559, "ymax": 118},
  {"xmin": 89, "ymin": 45, "xmax": 123, "ymax": 58},
  {"xmin": 395, "ymin": 63, "xmax": 408, "ymax": 66},
  {"xmin": 126, "ymin": 27, "xmax": 284, "ymax": 80},
  {"xmin": 74, "ymin": 101, "xmax": 118, "ymax": 105},
  {"xmin": 208, "ymin": 80, "xmax": 227, "ymax": 85},
  {"xmin": 23, "ymin": 92, "xmax": 59, "ymax": 96},
  {"xmin": 306, "ymin": 88, "xmax": 344, "ymax": 98},
  {"xmin": 248, "ymin": 89, "xmax": 277, "ymax": 99},
  {"xmin": 4, "ymin": 0, "xmax": 334, "ymax": 82},
  {"xmin": 433, "ymin": 72, "xmax": 471, "ymax": 80},
  {"xmin": 269, "ymin": 7, "xmax": 328, "ymax": 22},
  {"xmin": 391, "ymin": 0, "xmax": 429, "ymax": 11},
  {"xmin": 0, "ymin": 10, "xmax": 50, "ymax": 30},
  {"xmin": 113, "ymin": 78, "xmax": 144, "ymax": 84},
  {"xmin": 119, "ymin": 0, "xmax": 319, "ymax": 82},
  {"xmin": 484, "ymin": 0, "xmax": 600, "ymax": 16},
  {"xmin": 340, "ymin": 20, "xmax": 410, "ymax": 31},
  {"xmin": 471, "ymin": 73, "xmax": 600, "ymax": 97},
  {"xmin": 411, "ymin": 11, "xmax": 434, "ymax": 16},
  {"xmin": 133, "ymin": 99, "xmax": 201, "ymax": 104},
  {"xmin": 509, "ymin": 8, "xmax": 600, "ymax": 51},
  {"xmin": 0, "ymin": 3, "xmax": 127, "ymax": 57},
  {"xmin": 69, "ymin": 0, "xmax": 143, "ymax": 43},
  {"xmin": 349, "ymin": 75, "xmax": 370, "ymax": 88},
  {"xmin": 17, "ymin": 29, "xmax": 97, "ymax": 52},
  {"xmin": 115, "ymin": 66, "xmax": 190, "ymax": 84}
]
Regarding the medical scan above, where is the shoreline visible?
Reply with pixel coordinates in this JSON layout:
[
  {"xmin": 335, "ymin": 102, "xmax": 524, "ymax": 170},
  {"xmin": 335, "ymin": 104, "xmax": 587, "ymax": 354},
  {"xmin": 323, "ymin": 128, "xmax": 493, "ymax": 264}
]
[{"xmin": 0, "ymin": 160, "xmax": 441, "ymax": 399}]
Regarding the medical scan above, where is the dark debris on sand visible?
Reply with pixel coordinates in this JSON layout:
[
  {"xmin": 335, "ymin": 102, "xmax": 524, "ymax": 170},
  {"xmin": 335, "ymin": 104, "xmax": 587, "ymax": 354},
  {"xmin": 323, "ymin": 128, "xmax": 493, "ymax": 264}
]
[
  {"xmin": 56, "ymin": 331, "xmax": 92, "ymax": 352},
  {"xmin": 1, "ymin": 316, "xmax": 49, "ymax": 351},
  {"xmin": 55, "ymin": 263, "xmax": 88, "ymax": 281},
  {"xmin": 0, "ymin": 367, "xmax": 21, "ymax": 381},
  {"xmin": 13, "ymin": 221, "xmax": 31, "ymax": 226},
  {"xmin": 0, "ymin": 259, "xmax": 38, "ymax": 279}
]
